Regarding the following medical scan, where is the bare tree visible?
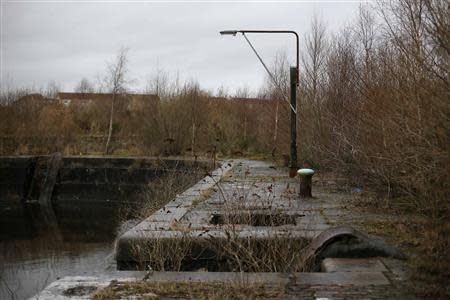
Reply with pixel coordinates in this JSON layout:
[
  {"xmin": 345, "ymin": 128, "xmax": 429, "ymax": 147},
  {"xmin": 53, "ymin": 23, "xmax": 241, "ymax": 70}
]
[
  {"xmin": 183, "ymin": 80, "xmax": 203, "ymax": 157},
  {"xmin": 146, "ymin": 68, "xmax": 171, "ymax": 99},
  {"xmin": 104, "ymin": 48, "xmax": 128, "ymax": 154},
  {"xmin": 45, "ymin": 80, "xmax": 61, "ymax": 98},
  {"xmin": 258, "ymin": 49, "xmax": 290, "ymax": 156},
  {"xmin": 300, "ymin": 15, "xmax": 329, "ymax": 160},
  {"xmin": 216, "ymin": 85, "xmax": 229, "ymax": 98},
  {"xmin": 302, "ymin": 14, "xmax": 328, "ymax": 106},
  {"xmin": 355, "ymin": 4, "xmax": 376, "ymax": 69},
  {"xmin": 74, "ymin": 77, "xmax": 95, "ymax": 93},
  {"xmin": 234, "ymin": 86, "xmax": 251, "ymax": 143}
]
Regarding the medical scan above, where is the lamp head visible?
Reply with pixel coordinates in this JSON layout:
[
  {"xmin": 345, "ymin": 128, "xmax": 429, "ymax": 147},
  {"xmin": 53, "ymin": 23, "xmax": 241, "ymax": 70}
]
[{"xmin": 220, "ymin": 30, "xmax": 238, "ymax": 36}]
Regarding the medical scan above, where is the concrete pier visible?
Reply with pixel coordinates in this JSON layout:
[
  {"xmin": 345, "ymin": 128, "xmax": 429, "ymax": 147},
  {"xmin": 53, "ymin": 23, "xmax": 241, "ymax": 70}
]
[{"xmin": 30, "ymin": 159, "xmax": 415, "ymax": 299}]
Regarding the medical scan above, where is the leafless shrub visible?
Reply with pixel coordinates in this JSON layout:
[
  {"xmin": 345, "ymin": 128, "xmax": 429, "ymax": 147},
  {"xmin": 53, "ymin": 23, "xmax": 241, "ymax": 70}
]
[
  {"xmin": 122, "ymin": 162, "xmax": 207, "ymax": 271},
  {"xmin": 2, "ymin": 0, "xmax": 447, "ymax": 222},
  {"xmin": 104, "ymin": 48, "xmax": 129, "ymax": 154}
]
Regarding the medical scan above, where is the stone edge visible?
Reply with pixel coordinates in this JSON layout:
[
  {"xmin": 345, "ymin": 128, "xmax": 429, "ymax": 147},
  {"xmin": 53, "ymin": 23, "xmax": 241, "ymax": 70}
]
[
  {"xmin": 31, "ymin": 271, "xmax": 390, "ymax": 299},
  {"xmin": 115, "ymin": 160, "xmax": 234, "ymax": 262}
]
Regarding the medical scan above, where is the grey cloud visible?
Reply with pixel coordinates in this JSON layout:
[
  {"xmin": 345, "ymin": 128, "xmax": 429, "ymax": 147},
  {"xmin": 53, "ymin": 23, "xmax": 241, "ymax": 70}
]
[{"xmin": 2, "ymin": 1, "xmax": 360, "ymax": 94}]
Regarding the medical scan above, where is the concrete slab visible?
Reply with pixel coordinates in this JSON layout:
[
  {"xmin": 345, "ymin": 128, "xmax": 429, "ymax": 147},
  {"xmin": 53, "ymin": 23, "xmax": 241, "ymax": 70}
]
[
  {"xmin": 144, "ymin": 271, "xmax": 290, "ymax": 284},
  {"xmin": 143, "ymin": 271, "xmax": 390, "ymax": 286},
  {"xmin": 30, "ymin": 272, "xmax": 146, "ymax": 300},
  {"xmin": 321, "ymin": 258, "xmax": 388, "ymax": 273},
  {"xmin": 115, "ymin": 159, "xmax": 405, "ymax": 288},
  {"xmin": 294, "ymin": 271, "xmax": 390, "ymax": 285},
  {"xmin": 32, "ymin": 271, "xmax": 389, "ymax": 299}
]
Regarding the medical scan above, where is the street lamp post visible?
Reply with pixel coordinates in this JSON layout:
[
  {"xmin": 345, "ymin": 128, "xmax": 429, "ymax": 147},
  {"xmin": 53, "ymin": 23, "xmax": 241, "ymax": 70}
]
[{"xmin": 220, "ymin": 30, "xmax": 299, "ymax": 177}]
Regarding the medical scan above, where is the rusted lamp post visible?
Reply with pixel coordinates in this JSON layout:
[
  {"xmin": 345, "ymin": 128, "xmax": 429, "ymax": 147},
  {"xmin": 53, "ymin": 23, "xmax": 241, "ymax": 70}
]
[{"xmin": 220, "ymin": 30, "xmax": 299, "ymax": 177}]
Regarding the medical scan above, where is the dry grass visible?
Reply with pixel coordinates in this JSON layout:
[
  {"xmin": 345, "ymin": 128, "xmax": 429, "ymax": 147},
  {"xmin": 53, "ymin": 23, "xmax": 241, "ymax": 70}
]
[
  {"xmin": 368, "ymin": 217, "xmax": 449, "ymax": 299},
  {"xmin": 93, "ymin": 281, "xmax": 285, "ymax": 300},
  {"xmin": 340, "ymin": 190, "xmax": 450, "ymax": 299},
  {"xmin": 121, "ymin": 162, "xmax": 207, "ymax": 220},
  {"xmin": 128, "ymin": 173, "xmax": 312, "ymax": 273}
]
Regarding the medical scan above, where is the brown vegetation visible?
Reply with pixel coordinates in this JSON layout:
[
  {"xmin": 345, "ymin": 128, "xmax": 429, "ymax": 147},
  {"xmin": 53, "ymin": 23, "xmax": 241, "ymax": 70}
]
[
  {"xmin": 0, "ymin": 0, "xmax": 448, "ymax": 296},
  {"xmin": 2, "ymin": 1, "xmax": 446, "ymax": 215},
  {"xmin": 93, "ymin": 281, "xmax": 284, "ymax": 300}
]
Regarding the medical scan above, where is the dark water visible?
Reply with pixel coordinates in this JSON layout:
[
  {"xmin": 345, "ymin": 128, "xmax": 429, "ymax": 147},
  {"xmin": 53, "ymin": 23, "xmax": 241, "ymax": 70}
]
[
  {"xmin": 0, "ymin": 158, "xmax": 208, "ymax": 299},
  {"xmin": 0, "ymin": 240, "xmax": 114, "ymax": 300},
  {"xmin": 0, "ymin": 202, "xmax": 130, "ymax": 300}
]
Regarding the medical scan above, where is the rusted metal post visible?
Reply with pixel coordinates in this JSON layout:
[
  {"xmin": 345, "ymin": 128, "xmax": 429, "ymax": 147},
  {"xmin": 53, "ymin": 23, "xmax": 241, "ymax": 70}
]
[
  {"xmin": 298, "ymin": 168, "xmax": 314, "ymax": 197},
  {"xmin": 289, "ymin": 67, "xmax": 298, "ymax": 177}
]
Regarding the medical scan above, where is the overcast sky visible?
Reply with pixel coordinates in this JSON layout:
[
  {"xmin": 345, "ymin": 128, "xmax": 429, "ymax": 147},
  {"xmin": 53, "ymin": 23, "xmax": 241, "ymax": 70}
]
[{"xmin": 1, "ymin": 1, "xmax": 363, "ymax": 95}]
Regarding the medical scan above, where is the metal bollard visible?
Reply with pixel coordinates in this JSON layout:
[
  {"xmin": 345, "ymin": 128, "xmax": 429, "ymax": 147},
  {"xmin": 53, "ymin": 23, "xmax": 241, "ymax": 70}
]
[{"xmin": 297, "ymin": 168, "xmax": 315, "ymax": 198}]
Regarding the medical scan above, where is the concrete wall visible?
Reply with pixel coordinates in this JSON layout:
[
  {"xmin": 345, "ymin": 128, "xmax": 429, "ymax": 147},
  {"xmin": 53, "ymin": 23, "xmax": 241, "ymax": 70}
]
[{"xmin": 0, "ymin": 155, "xmax": 208, "ymax": 241}]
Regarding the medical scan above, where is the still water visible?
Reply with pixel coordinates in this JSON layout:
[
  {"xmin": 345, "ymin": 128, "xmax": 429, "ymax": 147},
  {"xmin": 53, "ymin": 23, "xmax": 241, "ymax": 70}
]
[
  {"xmin": 0, "ymin": 157, "xmax": 207, "ymax": 299},
  {"xmin": 0, "ymin": 240, "xmax": 114, "ymax": 300},
  {"xmin": 0, "ymin": 202, "xmax": 134, "ymax": 300}
]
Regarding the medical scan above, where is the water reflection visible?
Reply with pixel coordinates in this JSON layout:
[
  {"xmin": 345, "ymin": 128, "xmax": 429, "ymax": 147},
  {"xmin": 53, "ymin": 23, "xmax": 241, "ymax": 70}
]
[
  {"xmin": 0, "ymin": 202, "xmax": 122, "ymax": 300},
  {"xmin": 1, "ymin": 241, "xmax": 114, "ymax": 300},
  {"xmin": 0, "ymin": 159, "xmax": 207, "ymax": 299}
]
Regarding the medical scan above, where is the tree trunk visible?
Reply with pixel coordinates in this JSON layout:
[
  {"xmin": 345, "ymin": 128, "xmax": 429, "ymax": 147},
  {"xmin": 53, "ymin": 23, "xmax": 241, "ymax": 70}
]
[
  {"xmin": 191, "ymin": 122, "xmax": 195, "ymax": 157},
  {"xmin": 272, "ymin": 99, "xmax": 280, "ymax": 157},
  {"xmin": 244, "ymin": 115, "xmax": 247, "ymax": 140},
  {"xmin": 105, "ymin": 93, "xmax": 116, "ymax": 154}
]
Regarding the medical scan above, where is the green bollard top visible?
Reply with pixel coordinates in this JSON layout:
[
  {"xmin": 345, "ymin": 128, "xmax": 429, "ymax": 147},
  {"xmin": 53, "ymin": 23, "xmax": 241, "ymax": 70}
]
[{"xmin": 297, "ymin": 168, "xmax": 315, "ymax": 176}]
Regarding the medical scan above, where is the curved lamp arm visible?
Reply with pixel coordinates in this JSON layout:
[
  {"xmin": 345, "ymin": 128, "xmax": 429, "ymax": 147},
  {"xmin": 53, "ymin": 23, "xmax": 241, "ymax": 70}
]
[{"xmin": 220, "ymin": 29, "xmax": 299, "ymax": 86}]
